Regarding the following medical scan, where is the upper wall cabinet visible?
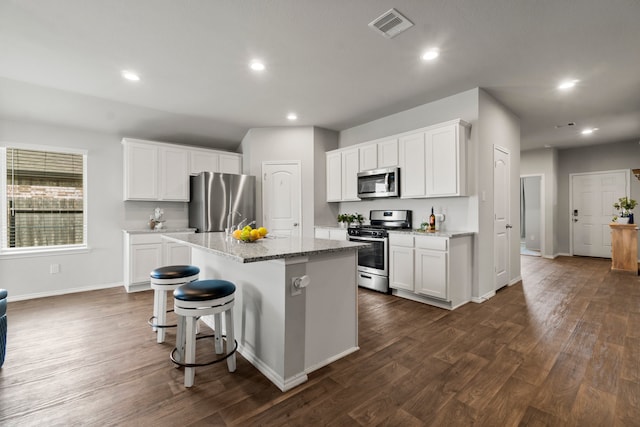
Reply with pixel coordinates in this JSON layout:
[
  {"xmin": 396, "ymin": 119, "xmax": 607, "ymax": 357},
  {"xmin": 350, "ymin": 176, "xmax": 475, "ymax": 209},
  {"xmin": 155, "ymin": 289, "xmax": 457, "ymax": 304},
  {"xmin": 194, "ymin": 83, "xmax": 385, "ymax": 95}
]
[
  {"xmin": 399, "ymin": 120, "xmax": 469, "ymax": 199},
  {"xmin": 123, "ymin": 138, "xmax": 242, "ymax": 201},
  {"xmin": 325, "ymin": 118, "xmax": 469, "ymax": 203},
  {"xmin": 359, "ymin": 138, "xmax": 398, "ymax": 172}
]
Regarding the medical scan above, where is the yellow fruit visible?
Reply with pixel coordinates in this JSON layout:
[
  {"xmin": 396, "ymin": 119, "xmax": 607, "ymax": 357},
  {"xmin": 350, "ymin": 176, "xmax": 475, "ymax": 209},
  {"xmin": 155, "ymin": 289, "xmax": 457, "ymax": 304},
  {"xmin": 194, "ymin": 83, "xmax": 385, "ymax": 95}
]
[
  {"xmin": 240, "ymin": 230, "xmax": 251, "ymax": 241},
  {"xmin": 232, "ymin": 229, "xmax": 242, "ymax": 239},
  {"xmin": 243, "ymin": 225, "xmax": 252, "ymax": 232},
  {"xmin": 250, "ymin": 229, "xmax": 260, "ymax": 240},
  {"xmin": 258, "ymin": 227, "xmax": 268, "ymax": 237}
]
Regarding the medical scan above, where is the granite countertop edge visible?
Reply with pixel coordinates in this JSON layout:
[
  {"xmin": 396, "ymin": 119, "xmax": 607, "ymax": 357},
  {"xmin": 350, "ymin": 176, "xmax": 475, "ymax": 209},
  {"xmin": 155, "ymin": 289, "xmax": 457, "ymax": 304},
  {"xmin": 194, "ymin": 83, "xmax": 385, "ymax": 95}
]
[
  {"xmin": 162, "ymin": 233, "xmax": 369, "ymax": 264},
  {"xmin": 388, "ymin": 229, "xmax": 475, "ymax": 238},
  {"xmin": 123, "ymin": 228, "xmax": 197, "ymax": 234}
]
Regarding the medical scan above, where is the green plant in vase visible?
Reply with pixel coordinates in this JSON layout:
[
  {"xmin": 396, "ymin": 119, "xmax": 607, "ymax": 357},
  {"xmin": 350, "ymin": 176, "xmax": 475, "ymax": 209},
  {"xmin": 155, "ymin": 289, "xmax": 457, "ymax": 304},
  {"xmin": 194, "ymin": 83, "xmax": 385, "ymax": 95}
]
[{"xmin": 613, "ymin": 196, "xmax": 637, "ymax": 224}]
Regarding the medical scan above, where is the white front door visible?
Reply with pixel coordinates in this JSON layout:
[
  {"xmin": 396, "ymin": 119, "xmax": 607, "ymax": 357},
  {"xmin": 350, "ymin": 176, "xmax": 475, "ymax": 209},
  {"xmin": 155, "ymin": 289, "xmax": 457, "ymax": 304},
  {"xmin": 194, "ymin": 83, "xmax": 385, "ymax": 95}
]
[
  {"xmin": 262, "ymin": 162, "xmax": 301, "ymax": 237},
  {"xmin": 494, "ymin": 146, "xmax": 510, "ymax": 290},
  {"xmin": 571, "ymin": 170, "xmax": 629, "ymax": 258}
]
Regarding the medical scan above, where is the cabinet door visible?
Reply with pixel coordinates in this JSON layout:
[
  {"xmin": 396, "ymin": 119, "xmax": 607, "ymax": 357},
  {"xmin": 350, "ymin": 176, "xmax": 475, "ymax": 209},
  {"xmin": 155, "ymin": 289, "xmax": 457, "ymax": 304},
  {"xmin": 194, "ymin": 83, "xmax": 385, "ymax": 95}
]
[
  {"xmin": 219, "ymin": 153, "xmax": 242, "ymax": 174},
  {"xmin": 426, "ymin": 125, "xmax": 460, "ymax": 197},
  {"xmin": 415, "ymin": 249, "xmax": 447, "ymax": 300},
  {"xmin": 326, "ymin": 152, "xmax": 342, "ymax": 202},
  {"xmin": 377, "ymin": 139, "xmax": 398, "ymax": 168},
  {"xmin": 190, "ymin": 150, "xmax": 219, "ymax": 175},
  {"xmin": 399, "ymin": 132, "xmax": 426, "ymax": 198},
  {"xmin": 131, "ymin": 243, "xmax": 162, "ymax": 284},
  {"xmin": 390, "ymin": 246, "xmax": 414, "ymax": 291},
  {"xmin": 159, "ymin": 146, "xmax": 189, "ymax": 201},
  {"xmin": 164, "ymin": 241, "xmax": 191, "ymax": 265},
  {"xmin": 359, "ymin": 144, "xmax": 378, "ymax": 172},
  {"xmin": 124, "ymin": 141, "xmax": 158, "ymax": 200},
  {"xmin": 341, "ymin": 148, "xmax": 360, "ymax": 201}
]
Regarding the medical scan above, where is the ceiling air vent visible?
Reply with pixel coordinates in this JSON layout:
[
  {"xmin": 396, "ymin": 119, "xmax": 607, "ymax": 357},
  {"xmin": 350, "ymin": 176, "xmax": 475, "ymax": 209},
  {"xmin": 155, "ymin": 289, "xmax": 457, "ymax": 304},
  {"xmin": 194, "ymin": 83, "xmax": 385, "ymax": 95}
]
[{"xmin": 368, "ymin": 8, "xmax": 414, "ymax": 39}]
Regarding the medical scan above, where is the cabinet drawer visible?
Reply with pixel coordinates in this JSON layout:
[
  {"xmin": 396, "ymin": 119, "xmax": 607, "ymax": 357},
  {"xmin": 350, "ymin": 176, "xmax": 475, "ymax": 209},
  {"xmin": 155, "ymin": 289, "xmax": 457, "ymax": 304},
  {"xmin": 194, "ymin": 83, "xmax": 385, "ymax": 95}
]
[
  {"xmin": 129, "ymin": 233, "xmax": 163, "ymax": 245},
  {"xmin": 389, "ymin": 233, "xmax": 414, "ymax": 247},
  {"xmin": 415, "ymin": 236, "xmax": 447, "ymax": 251}
]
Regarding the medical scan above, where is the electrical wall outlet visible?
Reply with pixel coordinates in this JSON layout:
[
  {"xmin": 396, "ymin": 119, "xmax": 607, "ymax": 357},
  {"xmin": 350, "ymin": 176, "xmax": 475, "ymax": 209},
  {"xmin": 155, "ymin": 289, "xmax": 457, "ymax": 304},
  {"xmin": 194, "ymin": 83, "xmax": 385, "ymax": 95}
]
[{"xmin": 50, "ymin": 263, "xmax": 60, "ymax": 274}]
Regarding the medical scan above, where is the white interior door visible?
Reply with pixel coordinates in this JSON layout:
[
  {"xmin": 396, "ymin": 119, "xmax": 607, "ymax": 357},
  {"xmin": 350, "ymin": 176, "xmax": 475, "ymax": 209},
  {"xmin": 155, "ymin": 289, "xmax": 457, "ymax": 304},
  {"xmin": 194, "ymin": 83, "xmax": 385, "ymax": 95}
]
[
  {"xmin": 262, "ymin": 162, "xmax": 301, "ymax": 237},
  {"xmin": 571, "ymin": 170, "xmax": 628, "ymax": 258},
  {"xmin": 494, "ymin": 146, "xmax": 510, "ymax": 290}
]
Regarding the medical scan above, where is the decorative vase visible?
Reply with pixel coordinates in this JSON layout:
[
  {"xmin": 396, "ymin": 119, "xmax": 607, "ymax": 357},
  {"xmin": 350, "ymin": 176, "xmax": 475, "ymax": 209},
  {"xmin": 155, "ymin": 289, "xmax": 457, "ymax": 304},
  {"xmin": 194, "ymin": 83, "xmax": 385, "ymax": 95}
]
[
  {"xmin": 617, "ymin": 216, "xmax": 630, "ymax": 224},
  {"xmin": 630, "ymin": 213, "xmax": 634, "ymax": 224}
]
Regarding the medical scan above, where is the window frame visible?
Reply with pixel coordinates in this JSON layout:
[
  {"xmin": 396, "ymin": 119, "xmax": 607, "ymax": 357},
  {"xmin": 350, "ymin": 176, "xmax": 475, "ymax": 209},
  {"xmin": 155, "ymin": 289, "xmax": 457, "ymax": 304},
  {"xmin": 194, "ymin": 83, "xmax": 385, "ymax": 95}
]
[{"xmin": 0, "ymin": 143, "xmax": 88, "ymax": 257}]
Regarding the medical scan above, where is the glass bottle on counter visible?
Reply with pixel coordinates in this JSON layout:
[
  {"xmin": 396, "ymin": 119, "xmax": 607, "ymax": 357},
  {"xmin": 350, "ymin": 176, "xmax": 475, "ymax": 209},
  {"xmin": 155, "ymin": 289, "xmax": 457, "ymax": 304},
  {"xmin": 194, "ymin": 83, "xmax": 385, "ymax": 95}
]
[{"xmin": 429, "ymin": 207, "xmax": 436, "ymax": 232}]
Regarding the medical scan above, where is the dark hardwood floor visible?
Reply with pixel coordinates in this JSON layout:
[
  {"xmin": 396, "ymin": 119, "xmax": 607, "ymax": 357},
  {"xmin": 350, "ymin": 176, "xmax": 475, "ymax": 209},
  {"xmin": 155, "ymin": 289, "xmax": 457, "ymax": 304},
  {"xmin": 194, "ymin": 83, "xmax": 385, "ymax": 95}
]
[{"xmin": 1, "ymin": 255, "xmax": 639, "ymax": 426}]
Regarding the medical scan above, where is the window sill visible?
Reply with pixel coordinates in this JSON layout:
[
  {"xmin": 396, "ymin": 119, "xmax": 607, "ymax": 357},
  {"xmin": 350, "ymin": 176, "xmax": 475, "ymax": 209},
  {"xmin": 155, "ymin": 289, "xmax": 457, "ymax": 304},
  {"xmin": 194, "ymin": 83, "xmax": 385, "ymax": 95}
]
[{"xmin": 0, "ymin": 246, "xmax": 90, "ymax": 259}]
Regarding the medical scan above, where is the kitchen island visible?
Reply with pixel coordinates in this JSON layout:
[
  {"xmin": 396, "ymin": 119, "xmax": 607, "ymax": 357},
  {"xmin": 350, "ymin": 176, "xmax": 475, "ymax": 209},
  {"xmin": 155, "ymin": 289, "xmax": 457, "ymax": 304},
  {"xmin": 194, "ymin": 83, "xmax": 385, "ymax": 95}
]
[{"xmin": 162, "ymin": 232, "xmax": 369, "ymax": 391}]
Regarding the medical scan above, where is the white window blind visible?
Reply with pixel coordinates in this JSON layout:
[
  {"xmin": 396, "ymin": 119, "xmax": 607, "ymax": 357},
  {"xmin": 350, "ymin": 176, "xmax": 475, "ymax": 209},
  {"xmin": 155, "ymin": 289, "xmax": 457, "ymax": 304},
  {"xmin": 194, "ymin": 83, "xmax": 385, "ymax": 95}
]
[{"xmin": 3, "ymin": 148, "xmax": 86, "ymax": 251}]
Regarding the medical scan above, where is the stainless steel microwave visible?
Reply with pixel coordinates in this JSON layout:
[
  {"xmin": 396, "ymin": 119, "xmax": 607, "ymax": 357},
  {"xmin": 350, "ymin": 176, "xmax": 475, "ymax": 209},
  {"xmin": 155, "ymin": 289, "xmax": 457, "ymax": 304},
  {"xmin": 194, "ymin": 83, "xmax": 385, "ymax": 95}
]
[{"xmin": 357, "ymin": 167, "xmax": 399, "ymax": 199}]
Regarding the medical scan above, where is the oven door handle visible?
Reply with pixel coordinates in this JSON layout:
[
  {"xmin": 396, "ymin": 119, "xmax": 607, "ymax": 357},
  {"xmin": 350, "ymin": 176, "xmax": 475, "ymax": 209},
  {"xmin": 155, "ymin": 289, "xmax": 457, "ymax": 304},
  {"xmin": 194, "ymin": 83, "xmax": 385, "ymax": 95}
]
[{"xmin": 348, "ymin": 236, "xmax": 385, "ymax": 242}]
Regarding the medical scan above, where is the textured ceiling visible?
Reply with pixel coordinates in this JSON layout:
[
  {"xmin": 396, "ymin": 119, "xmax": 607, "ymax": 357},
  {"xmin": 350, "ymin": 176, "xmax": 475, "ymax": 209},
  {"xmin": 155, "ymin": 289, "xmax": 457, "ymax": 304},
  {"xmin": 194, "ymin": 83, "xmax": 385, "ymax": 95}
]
[{"xmin": 1, "ymin": 0, "xmax": 639, "ymax": 151}]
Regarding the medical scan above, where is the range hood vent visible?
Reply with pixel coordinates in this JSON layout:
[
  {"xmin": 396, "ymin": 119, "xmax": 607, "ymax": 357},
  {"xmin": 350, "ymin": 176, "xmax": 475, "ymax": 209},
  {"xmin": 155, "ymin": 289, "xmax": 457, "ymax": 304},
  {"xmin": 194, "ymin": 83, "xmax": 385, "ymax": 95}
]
[{"xmin": 368, "ymin": 8, "xmax": 414, "ymax": 39}]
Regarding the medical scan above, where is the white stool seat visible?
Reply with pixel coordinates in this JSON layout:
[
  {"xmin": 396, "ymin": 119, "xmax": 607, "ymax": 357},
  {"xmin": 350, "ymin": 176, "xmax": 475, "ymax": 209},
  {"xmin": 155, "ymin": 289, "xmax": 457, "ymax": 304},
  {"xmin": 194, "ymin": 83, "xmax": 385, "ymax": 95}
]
[
  {"xmin": 149, "ymin": 265, "xmax": 199, "ymax": 343},
  {"xmin": 172, "ymin": 279, "xmax": 237, "ymax": 388}
]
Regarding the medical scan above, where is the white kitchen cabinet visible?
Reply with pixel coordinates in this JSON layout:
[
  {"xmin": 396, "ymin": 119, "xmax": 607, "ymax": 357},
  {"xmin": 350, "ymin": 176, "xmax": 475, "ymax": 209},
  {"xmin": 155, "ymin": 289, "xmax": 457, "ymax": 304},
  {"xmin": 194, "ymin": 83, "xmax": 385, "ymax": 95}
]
[
  {"xmin": 415, "ymin": 245, "xmax": 448, "ymax": 299},
  {"xmin": 123, "ymin": 140, "xmax": 159, "ymax": 200},
  {"xmin": 326, "ymin": 152, "xmax": 342, "ymax": 202},
  {"xmin": 123, "ymin": 138, "xmax": 189, "ymax": 201},
  {"xmin": 123, "ymin": 230, "xmax": 195, "ymax": 292},
  {"xmin": 190, "ymin": 149, "xmax": 219, "ymax": 175},
  {"xmin": 359, "ymin": 144, "xmax": 378, "ymax": 172},
  {"xmin": 399, "ymin": 132, "xmax": 427, "ymax": 198},
  {"xmin": 425, "ymin": 124, "xmax": 467, "ymax": 197},
  {"xmin": 341, "ymin": 148, "xmax": 360, "ymax": 201},
  {"xmin": 377, "ymin": 138, "xmax": 398, "ymax": 168},
  {"xmin": 219, "ymin": 153, "xmax": 242, "ymax": 174},
  {"xmin": 388, "ymin": 232, "xmax": 472, "ymax": 310},
  {"xmin": 159, "ymin": 146, "xmax": 190, "ymax": 201}
]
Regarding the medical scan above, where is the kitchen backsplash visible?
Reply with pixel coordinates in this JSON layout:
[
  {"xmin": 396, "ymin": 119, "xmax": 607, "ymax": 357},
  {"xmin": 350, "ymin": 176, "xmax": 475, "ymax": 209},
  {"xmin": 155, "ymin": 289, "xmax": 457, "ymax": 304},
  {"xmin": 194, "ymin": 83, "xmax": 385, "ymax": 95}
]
[
  {"xmin": 123, "ymin": 201, "xmax": 189, "ymax": 230},
  {"xmin": 339, "ymin": 196, "xmax": 476, "ymax": 231}
]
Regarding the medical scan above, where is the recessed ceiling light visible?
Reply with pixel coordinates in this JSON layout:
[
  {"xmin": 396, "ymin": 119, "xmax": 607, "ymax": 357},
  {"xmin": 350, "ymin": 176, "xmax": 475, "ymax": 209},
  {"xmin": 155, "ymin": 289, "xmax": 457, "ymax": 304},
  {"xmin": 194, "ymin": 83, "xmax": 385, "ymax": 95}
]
[
  {"xmin": 249, "ymin": 60, "xmax": 266, "ymax": 71},
  {"xmin": 421, "ymin": 49, "xmax": 440, "ymax": 61},
  {"xmin": 558, "ymin": 79, "xmax": 579, "ymax": 90},
  {"xmin": 581, "ymin": 127, "xmax": 598, "ymax": 135},
  {"xmin": 121, "ymin": 70, "xmax": 140, "ymax": 81},
  {"xmin": 287, "ymin": 113, "xmax": 298, "ymax": 121}
]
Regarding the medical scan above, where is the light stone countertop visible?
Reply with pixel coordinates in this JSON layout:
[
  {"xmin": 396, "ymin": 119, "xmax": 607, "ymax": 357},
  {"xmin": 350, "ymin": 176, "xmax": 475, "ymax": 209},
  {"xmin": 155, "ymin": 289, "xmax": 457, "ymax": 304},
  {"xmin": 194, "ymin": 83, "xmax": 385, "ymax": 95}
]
[
  {"xmin": 388, "ymin": 229, "xmax": 475, "ymax": 238},
  {"xmin": 162, "ymin": 232, "xmax": 370, "ymax": 264},
  {"xmin": 122, "ymin": 228, "xmax": 197, "ymax": 234}
]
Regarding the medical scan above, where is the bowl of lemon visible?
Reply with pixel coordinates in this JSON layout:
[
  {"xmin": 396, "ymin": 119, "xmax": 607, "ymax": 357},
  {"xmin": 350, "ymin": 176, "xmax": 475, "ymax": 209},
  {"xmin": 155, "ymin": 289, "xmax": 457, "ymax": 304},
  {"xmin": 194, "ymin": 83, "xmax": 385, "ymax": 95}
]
[{"xmin": 231, "ymin": 225, "xmax": 268, "ymax": 242}]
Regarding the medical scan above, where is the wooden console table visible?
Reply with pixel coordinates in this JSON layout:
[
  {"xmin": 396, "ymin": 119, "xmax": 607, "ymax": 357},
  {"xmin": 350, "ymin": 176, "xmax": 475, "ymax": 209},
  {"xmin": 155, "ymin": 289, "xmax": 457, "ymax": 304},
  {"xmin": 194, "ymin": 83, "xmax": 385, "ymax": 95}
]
[{"xmin": 609, "ymin": 223, "xmax": 639, "ymax": 275}]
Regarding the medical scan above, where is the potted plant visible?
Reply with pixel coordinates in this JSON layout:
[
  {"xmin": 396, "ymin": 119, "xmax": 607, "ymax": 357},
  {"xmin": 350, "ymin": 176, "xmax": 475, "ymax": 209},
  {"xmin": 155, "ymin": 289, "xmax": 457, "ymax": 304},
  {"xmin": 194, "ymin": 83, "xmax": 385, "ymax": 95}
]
[
  {"xmin": 613, "ymin": 196, "xmax": 638, "ymax": 224},
  {"xmin": 354, "ymin": 213, "xmax": 365, "ymax": 226},
  {"xmin": 337, "ymin": 214, "xmax": 349, "ymax": 228}
]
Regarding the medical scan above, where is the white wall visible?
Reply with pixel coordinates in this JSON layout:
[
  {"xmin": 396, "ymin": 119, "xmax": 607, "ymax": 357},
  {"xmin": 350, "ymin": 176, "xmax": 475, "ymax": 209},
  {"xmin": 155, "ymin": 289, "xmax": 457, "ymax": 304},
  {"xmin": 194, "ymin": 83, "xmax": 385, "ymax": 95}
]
[
  {"xmin": 521, "ymin": 176, "xmax": 541, "ymax": 251},
  {"xmin": 557, "ymin": 140, "xmax": 640, "ymax": 255},
  {"xmin": 477, "ymin": 89, "xmax": 521, "ymax": 298},
  {"xmin": 521, "ymin": 148, "xmax": 558, "ymax": 257},
  {"xmin": 240, "ymin": 126, "xmax": 321, "ymax": 238},
  {"xmin": 313, "ymin": 127, "xmax": 339, "ymax": 227},
  {"xmin": 0, "ymin": 119, "xmax": 124, "ymax": 299}
]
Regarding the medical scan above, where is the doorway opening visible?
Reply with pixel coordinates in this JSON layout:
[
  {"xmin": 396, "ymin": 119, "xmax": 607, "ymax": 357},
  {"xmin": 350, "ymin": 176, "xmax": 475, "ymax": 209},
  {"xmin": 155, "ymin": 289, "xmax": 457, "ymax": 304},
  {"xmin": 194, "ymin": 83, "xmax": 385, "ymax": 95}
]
[{"xmin": 520, "ymin": 175, "xmax": 543, "ymax": 257}]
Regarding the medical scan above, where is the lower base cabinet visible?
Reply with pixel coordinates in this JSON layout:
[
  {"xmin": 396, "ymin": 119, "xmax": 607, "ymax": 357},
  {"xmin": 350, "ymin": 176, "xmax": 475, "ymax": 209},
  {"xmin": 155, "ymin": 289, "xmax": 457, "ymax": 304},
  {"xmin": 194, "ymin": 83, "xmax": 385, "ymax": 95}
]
[
  {"xmin": 123, "ymin": 231, "xmax": 195, "ymax": 292},
  {"xmin": 390, "ymin": 233, "xmax": 472, "ymax": 310}
]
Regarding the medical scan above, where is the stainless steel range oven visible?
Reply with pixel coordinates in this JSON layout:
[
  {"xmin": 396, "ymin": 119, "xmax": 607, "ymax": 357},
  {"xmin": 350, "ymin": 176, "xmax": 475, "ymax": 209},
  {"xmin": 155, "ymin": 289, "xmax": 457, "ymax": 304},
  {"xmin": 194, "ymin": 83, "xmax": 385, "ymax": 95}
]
[{"xmin": 348, "ymin": 210, "xmax": 411, "ymax": 293}]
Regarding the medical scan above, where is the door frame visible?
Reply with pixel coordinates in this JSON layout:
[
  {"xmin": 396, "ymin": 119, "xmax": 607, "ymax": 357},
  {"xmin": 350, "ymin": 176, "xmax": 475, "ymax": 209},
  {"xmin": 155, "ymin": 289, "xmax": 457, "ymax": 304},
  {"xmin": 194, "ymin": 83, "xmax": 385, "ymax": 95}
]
[
  {"xmin": 569, "ymin": 169, "xmax": 630, "ymax": 256},
  {"xmin": 520, "ymin": 174, "xmax": 545, "ymax": 257},
  {"xmin": 261, "ymin": 160, "xmax": 302, "ymax": 237}
]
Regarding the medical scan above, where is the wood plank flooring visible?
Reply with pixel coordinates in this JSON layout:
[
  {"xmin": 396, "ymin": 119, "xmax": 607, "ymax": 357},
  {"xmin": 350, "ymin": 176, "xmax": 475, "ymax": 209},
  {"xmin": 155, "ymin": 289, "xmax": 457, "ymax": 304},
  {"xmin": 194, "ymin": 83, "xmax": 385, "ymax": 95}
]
[{"xmin": 1, "ymin": 255, "xmax": 639, "ymax": 426}]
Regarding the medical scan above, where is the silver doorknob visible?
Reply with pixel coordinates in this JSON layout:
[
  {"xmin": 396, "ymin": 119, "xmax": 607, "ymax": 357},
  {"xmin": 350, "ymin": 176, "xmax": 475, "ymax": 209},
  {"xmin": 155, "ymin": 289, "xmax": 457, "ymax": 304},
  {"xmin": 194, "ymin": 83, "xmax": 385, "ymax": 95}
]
[
  {"xmin": 506, "ymin": 224, "xmax": 513, "ymax": 229},
  {"xmin": 293, "ymin": 223, "xmax": 299, "ymax": 227}
]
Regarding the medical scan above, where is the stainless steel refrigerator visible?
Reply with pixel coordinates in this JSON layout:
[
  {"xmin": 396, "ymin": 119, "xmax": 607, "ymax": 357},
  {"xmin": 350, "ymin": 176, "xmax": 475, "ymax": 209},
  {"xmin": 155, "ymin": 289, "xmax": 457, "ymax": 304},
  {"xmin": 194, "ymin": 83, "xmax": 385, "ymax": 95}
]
[{"xmin": 189, "ymin": 172, "xmax": 256, "ymax": 232}]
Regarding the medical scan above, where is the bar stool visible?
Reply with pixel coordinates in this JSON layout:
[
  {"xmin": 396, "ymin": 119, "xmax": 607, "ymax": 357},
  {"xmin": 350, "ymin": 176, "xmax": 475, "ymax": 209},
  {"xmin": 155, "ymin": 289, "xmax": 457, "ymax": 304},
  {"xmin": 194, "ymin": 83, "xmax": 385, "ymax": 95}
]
[
  {"xmin": 149, "ymin": 265, "xmax": 200, "ymax": 343},
  {"xmin": 171, "ymin": 279, "xmax": 237, "ymax": 387}
]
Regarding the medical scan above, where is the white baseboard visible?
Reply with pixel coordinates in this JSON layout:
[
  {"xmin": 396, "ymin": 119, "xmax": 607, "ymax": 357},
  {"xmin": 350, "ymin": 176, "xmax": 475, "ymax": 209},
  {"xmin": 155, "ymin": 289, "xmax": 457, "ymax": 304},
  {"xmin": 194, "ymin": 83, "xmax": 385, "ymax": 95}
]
[
  {"xmin": 8, "ymin": 282, "xmax": 123, "ymax": 302},
  {"xmin": 509, "ymin": 276, "xmax": 522, "ymax": 286},
  {"xmin": 471, "ymin": 290, "xmax": 496, "ymax": 304},
  {"xmin": 305, "ymin": 346, "xmax": 359, "ymax": 375},
  {"xmin": 237, "ymin": 343, "xmax": 308, "ymax": 392}
]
